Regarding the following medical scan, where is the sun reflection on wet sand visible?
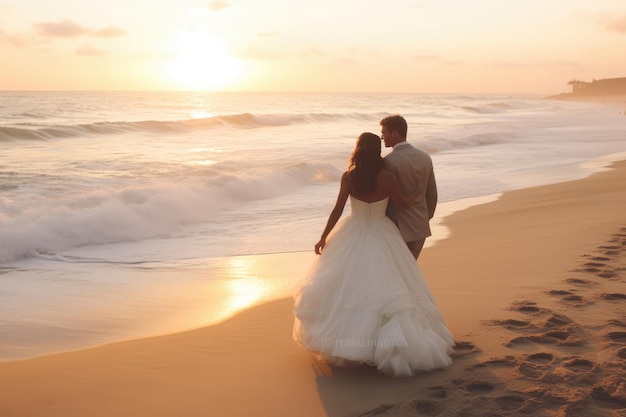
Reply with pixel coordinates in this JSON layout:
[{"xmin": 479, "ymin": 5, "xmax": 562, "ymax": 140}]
[
  {"xmin": 194, "ymin": 252, "xmax": 313, "ymax": 328},
  {"xmin": 0, "ymin": 251, "xmax": 313, "ymax": 361},
  {"xmin": 225, "ymin": 258, "xmax": 268, "ymax": 310}
]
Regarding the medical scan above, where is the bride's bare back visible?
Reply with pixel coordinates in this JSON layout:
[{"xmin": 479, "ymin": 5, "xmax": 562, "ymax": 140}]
[
  {"xmin": 347, "ymin": 169, "xmax": 408, "ymax": 205},
  {"xmin": 314, "ymin": 169, "xmax": 412, "ymax": 254}
]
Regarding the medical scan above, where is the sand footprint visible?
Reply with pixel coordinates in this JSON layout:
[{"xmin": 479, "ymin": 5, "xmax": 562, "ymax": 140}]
[
  {"xmin": 494, "ymin": 394, "xmax": 526, "ymax": 412},
  {"xmin": 506, "ymin": 327, "xmax": 584, "ymax": 347},
  {"xmin": 467, "ymin": 356, "xmax": 516, "ymax": 372},
  {"xmin": 578, "ymin": 258, "xmax": 619, "ymax": 279},
  {"xmin": 486, "ymin": 318, "xmax": 532, "ymax": 330},
  {"xmin": 547, "ymin": 289, "xmax": 573, "ymax": 296},
  {"xmin": 601, "ymin": 235, "xmax": 624, "ymax": 255},
  {"xmin": 462, "ymin": 380, "xmax": 496, "ymax": 394},
  {"xmin": 515, "ymin": 360, "xmax": 549, "ymax": 379},
  {"xmin": 546, "ymin": 329, "xmax": 585, "ymax": 346},
  {"xmin": 604, "ymin": 247, "xmax": 620, "ymax": 252},
  {"xmin": 452, "ymin": 340, "xmax": 481, "ymax": 357},
  {"xmin": 425, "ymin": 386, "xmax": 448, "ymax": 399},
  {"xmin": 600, "ymin": 292, "xmax": 626, "ymax": 301},
  {"xmin": 508, "ymin": 300, "xmax": 548, "ymax": 315},
  {"xmin": 546, "ymin": 290, "xmax": 590, "ymax": 306},
  {"xmin": 521, "ymin": 355, "xmax": 599, "ymax": 385},
  {"xmin": 351, "ymin": 404, "xmax": 394, "ymax": 417},
  {"xmin": 561, "ymin": 357, "xmax": 595, "ymax": 372},
  {"xmin": 525, "ymin": 352, "xmax": 555, "ymax": 365},
  {"xmin": 565, "ymin": 277, "xmax": 597, "ymax": 286},
  {"xmin": 605, "ymin": 331, "xmax": 626, "ymax": 343},
  {"xmin": 541, "ymin": 313, "xmax": 573, "ymax": 327},
  {"xmin": 598, "ymin": 270, "xmax": 618, "ymax": 279},
  {"xmin": 575, "ymin": 232, "xmax": 624, "ymax": 279},
  {"xmin": 582, "ymin": 262, "xmax": 605, "ymax": 273},
  {"xmin": 591, "ymin": 382, "xmax": 626, "ymax": 410},
  {"xmin": 410, "ymin": 399, "xmax": 445, "ymax": 416},
  {"xmin": 470, "ymin": 228, "xmax": 626, "ymax": 416},
  {"xmin": 492, "ymin": 301, "xmax": 587, "ymax": 348},
  {"xmin": 597, "ymin": 248, "xmax": 619, "ymax": 254},
  {"xmin": 607, "ymin": 319, "xmax": 626, "ymax": 328}
]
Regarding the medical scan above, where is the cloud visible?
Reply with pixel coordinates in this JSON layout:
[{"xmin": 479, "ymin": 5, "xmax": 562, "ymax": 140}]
[
  {"xmin": 93, "ymin": 26, "xmax": 127, "ymax": 38},
  {"xmin": 0, "ymin": 28, "xmax": 20, "ymax": 47},
  {"xmin": 76, "ymin": 44, "xmax": 107, "ymax": 56},
  {"xmin": 0, "ymin": 27, "xmax": 44, "ymax": 47},
  {"xmin": 31, "ymin": 20, "xmax": 127, "ymax": 41},
  {"xmin": 1, "ymin": 20, "xmax": 127, "ymax": 51},
  {"xmin": 206, "ymin": 0, "xmax": 230, "ymax": 11},
  {"xmin": 606, "ymin": 15, "xmax": 626, "ymax": 33},
  {"xmin": 33, "ymin": 20, "xmax": 89, "ymax": 38}
]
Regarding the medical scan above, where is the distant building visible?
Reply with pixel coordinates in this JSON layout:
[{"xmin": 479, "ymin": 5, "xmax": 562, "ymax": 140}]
[{"xmin": 566, "ymin": 77, "xmax": 626, "ymax": 96}]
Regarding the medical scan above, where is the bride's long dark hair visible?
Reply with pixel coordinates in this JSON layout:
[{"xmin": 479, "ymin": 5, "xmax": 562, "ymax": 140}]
[{"xmin": 348, "ymin": 132, "xmax": 384, "ymax": 194}]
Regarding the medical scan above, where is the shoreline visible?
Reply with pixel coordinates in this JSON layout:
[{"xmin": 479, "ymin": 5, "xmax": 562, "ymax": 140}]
[
  {"xmin": 0, "ymin": 159, "xmax": 624, "ymax": 416},
  {"xmin": 2, "ymin": 151, "xmax": 625, "ymax": 363},
  {"xmin": 0, "ymin": 251, "xmax": 314, "ymax": 362},
  {"xmin": 546, "ymin": 93, "xmax": 626, "ymax": 103}
]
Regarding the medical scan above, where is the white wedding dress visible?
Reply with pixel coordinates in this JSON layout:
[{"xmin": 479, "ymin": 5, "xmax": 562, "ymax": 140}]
[{"xmin": 293, "ymin": 196, "xmax": 454, "ymax": 377}]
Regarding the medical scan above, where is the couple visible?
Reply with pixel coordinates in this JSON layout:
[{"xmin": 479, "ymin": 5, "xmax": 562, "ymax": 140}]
[{"xmin": 293, "ymin": 115, "xmax": 454, "ymax": 377}]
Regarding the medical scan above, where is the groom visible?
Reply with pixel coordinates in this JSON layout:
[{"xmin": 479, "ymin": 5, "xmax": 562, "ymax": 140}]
[{"xmin": 380, "ymin": 115, "xmax": 437, "ymax": 260}]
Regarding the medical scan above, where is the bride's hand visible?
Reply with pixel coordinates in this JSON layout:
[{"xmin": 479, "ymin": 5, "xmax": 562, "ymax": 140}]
[{"xmin": 315, "ymin": 238, "xmax": 326, "ymax": 255}]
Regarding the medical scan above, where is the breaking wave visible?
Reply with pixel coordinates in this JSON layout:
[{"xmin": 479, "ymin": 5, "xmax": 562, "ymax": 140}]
[{"xmin": 0, "ymin": 112, "xmax": 385, "ymax": 142}]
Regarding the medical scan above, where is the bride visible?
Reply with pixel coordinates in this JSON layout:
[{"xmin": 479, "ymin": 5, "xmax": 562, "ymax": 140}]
[{"xmin": 293, "ymin": 132, "xmax": 454, "ymax": 377}]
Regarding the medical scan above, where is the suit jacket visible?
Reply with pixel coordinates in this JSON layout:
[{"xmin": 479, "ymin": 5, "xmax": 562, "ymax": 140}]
[{"xmin": 384, "ymin": 142, "xmax": 437, "ymax": 242}]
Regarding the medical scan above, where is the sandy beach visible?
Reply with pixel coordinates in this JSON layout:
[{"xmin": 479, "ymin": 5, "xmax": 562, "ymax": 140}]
[{"xmin": 1, "ymin": 161, "xmax": 625, "ymax": 417}]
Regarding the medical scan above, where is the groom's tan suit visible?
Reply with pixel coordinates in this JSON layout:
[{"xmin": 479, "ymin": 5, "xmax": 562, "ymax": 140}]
[{"xmin": 384, "ymin": 142, "xmax": 437, "ymax": 257}]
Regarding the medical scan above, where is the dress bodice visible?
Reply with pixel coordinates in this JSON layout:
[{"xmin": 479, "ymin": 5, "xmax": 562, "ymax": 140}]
[{"xmin": 350, "ymin": 196, "xmax": 389, "ymax": 223}]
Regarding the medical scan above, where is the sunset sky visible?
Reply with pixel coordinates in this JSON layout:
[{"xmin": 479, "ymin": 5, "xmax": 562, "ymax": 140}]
[{"xmin": 1, "ymin": 0, "xmax": 625, "ymax": 94}]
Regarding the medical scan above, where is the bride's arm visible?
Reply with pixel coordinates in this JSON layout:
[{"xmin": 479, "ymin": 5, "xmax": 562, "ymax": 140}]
[{"xmin": 315, "ymin": 172, "xmax": 350, "ymax": 254}]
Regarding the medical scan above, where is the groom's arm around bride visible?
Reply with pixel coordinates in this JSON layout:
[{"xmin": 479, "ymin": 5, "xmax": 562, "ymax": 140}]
[{"xmin": 380, "ymin": 114, "xmax": 437, "ymax": 260}]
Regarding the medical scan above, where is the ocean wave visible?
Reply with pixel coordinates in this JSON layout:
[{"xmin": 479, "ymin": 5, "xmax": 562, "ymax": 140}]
[
  {"xmin": 0, "ymin": 112, "xmax": 384, "ymax": 142},
  {"xmin": 31, "ymin": 251, "xmax": 152, "ymax": 264},
  {"xmin": 460, "ymin": 105, "xmax": 507, "ymax": 114},
  {"xmin": 0, "ymin": 161, "xmax": 340, "ymax": 263},
  {"xmin": 418, "ymin": 129, "xmax": 518, "ymax": 154}
]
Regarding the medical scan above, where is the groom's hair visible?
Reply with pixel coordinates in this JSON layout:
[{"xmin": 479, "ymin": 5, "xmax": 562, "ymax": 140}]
[{"xmin": 380, "ymin": 115, "xmax": 407, "ymax": 139}]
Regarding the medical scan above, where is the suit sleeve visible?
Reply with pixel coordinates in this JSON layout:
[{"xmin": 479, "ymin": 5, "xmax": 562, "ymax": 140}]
[{"xmin": 426, "ymin": 168, "xmax": 437, "ymax": 219}]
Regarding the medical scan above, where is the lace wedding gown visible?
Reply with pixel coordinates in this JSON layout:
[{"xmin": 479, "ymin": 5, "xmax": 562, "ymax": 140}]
[{"xmin": 293, "ymin": 196, "xmax": 454, "ymax": 377}]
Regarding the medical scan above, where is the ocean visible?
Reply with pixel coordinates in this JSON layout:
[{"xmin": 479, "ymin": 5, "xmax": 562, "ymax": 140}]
[{"xmin": 1, "ymin": 91, "xmax": 625, "ymax": 360}]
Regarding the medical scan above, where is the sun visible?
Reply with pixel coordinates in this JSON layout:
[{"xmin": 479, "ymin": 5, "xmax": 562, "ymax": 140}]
[{"xmin": 165, "ymin": 31, "xmax": 244, "ymax": 91}]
